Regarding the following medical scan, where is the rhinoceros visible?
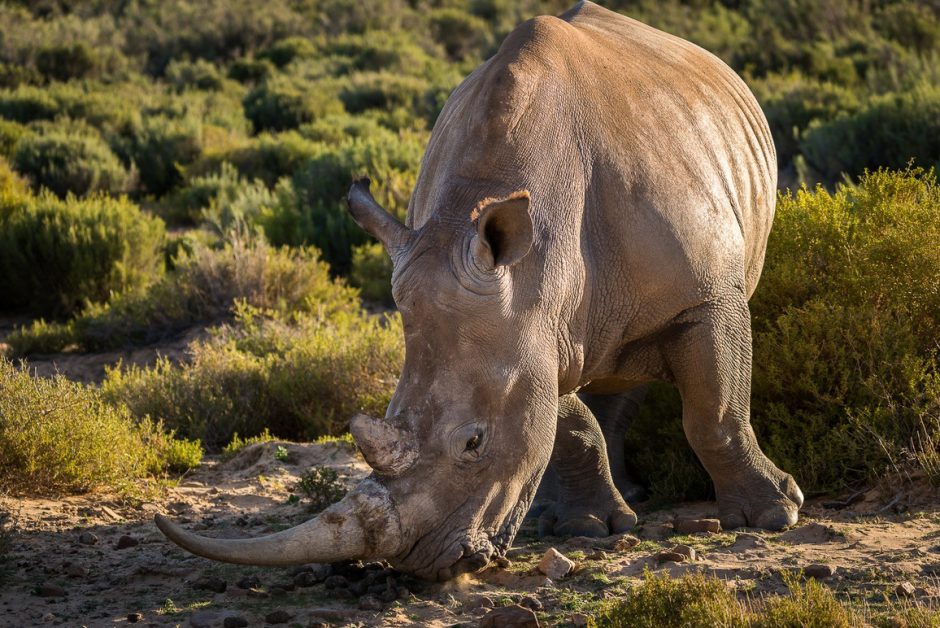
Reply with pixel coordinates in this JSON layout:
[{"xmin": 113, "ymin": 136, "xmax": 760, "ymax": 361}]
[{"xmin": 156, "ymin": 0, "xmax": 803, "ymax": 581}]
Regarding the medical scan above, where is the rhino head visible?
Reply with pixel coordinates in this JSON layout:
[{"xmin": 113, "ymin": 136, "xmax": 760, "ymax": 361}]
[{"xmin": 156, "ymin": 179, "xmax": 560, "ymax": 580}]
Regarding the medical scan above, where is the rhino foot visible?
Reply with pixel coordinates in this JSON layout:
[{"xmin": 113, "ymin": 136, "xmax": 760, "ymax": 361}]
[
  {"xmin": 717, "ymin": 472, "xmax": 803, "ymax": 531},
  {"xmin": 537, "ymin": 501, "xmax": 637, "ymax": 538}
]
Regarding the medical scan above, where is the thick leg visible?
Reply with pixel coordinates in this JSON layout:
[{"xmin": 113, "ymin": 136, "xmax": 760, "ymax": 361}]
[
  {"xmin": 537, "ymin": 393, "xmax": 637, "ymax": 538},
  {"xmin": 581, "ymin": 388, "xmax": 649, "ymax": 504},
  {"xmin": 663, "ymin": 294, "xmax": 803, "ymax": 530}
]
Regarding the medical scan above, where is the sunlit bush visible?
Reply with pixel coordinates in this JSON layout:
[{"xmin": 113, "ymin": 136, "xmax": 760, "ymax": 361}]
[{"xmin": 243, "ymin": 76, "xmax": 343, "ymax": 133}]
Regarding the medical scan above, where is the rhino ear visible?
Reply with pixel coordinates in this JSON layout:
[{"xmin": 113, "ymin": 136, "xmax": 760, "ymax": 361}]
[
  {"xmin": 471, "ymin": 190, "xmax": 533, "ymax": 268},
  {"xmin": 347, "ymin": 177, "xmax": 410, "ymax": 254}
]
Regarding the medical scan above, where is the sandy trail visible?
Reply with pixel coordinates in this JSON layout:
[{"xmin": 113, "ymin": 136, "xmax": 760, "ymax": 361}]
[{"xmin": 1, "ymin": 440, "xmax": 938, "ymax": 627}]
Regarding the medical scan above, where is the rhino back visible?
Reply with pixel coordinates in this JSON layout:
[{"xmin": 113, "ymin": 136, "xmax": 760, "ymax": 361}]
[{"xmin": 409, "ymin": 1, "xmax": 776, "ymax": 368}]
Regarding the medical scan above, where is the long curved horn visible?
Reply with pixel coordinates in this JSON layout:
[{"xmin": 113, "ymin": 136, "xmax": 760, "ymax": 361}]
[
  {"xmin": 347, "ymin": 178, "xmax": 410, "ymax": 253},
  {"xmin": 154, "ymin": 479, "xmax": 402, "ymax": 566},
  {"xmin": 350, "ymin": 413, "xmax": 417, "ymax": 476}
]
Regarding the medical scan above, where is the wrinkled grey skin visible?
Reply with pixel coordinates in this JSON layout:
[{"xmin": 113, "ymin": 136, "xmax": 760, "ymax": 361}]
[{"xmin": 155, "ymin": 0, "xmax": 803, "ymax": 582}]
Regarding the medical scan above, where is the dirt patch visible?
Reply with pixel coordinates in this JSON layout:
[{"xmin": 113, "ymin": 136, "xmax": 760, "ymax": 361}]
[{"xmin": 2, "ymin": 441, "xmax": 939, "ymax": 626}]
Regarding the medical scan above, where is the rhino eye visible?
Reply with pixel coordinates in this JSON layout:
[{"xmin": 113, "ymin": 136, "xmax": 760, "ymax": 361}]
[{"xmin": 465, "ymin": 434, "xmax": 481, "ymax": 452}]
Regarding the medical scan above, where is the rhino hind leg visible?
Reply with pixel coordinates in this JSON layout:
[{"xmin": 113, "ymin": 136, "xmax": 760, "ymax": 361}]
[
  {"xmin": 536, "ymin": 393, "xmax": 638, "ymax": 538},
  {"xmin": 664, "ymin": 293, "xmax": 803, "ymax": 530}
]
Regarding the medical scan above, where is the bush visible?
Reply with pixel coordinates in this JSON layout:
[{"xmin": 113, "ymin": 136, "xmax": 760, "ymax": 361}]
[
  {"xmin": 350, "ymin": 241, "xmax": 393, "ymax": 306},
  {"xmin": 293, "ymin": 466, "xmax": 347, "ymax": 513},
  {"xmin": 598, "ymin": 569, "xmax": 747, "ymax": 628},
  {"xmin": 0, "ymin": 189, "xmax": 165, "ymax": 316},
  {"xmin": 13, "ymin": 127, "xmax": 132, "ymax": 197},
  {"xmin": 165, "ymin": 162, "xmax": 272, "ymax": 226},
  {"xmin": 243, "ymin": 76, "xmax": 343, "ymax": 133},
  {"xmin": 260, "ymin": 36, "xmax": 317, "ymax": 68},
  {"xmin": 0, "ymin": 119, "xmax": 30, "ymax": 159},
  {"xmin": 118, "ymin": 114, "xmax": 203, "ymax": 197},
  {"xmin": 0, "ymin": 85, "xmax": 60, "ymax": 123},
  {"xmin": 228, "ymin": 57, "xmax": 275, "ymax": 84},
  {"xmin": 626, "ymin": 169, "xmax": 940, "ymax": 500},
  {"xmin": 0, "ymin": 358, "xmax": 202, "ymax": 495},
  {"xmin": 428, "ymin": 8, "xmax": 493, "ymax": 61},
  {"xmin": 338, "ymin": 72, "xmax": 431, "ymax": 116},
  {"xmin": 800, "ymin": 85, "xmax": 940, "ymax": 183},
  {"xmin": 35, "ymin": 42, "xmax": 98, "ymax": 82},
  {"xmin": 102, "ymin": 304, "xmax": 404, "ymax": 449},
  {"xmin": 165, "ymin": 59, "xmax": 226, "ymax": 91},
  {"xmin": 194, "ymin": 131, "xmax": 324, "ymax": 187}
]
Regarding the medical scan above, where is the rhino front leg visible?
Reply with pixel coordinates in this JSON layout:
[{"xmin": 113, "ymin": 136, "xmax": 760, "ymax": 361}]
[
  {"xmin": 664, "ymin": 293, "xmax": 803, "ymax": 530},
  {"xmin": 537, "ymin": 393, "xmax": 638, "ymax": 538},
  {"xmin": 581, "ymin": 388, "xmax": 649, "ymax": 504}
]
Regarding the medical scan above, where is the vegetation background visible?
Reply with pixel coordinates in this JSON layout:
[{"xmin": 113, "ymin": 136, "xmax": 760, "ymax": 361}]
[{"xmin": 0, "ymin": 0, "xmax": 937, "ymax": 508}]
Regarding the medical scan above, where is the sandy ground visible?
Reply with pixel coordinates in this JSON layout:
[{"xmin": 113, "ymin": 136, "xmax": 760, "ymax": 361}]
[{"xmin": 2, "ymin": 439, "xmax": 939, "ymax": 627}]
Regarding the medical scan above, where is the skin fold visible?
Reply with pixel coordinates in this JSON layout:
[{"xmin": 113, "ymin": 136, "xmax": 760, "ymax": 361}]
[{"xmin": 155, "ymin": 0, "xmax": 803, "ymax": 581}]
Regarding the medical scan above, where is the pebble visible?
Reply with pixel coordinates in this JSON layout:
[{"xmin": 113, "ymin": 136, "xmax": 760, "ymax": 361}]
[
  {"xmin": 126, "ymin": 612, "xmax": 143, "ymax": 623},
  {"xmin": 804, "ymin": 564, "xmax": 835, "ymax": 579},
  {"xmin": 194, "ymin": 576, "xmax": 227, "ymax": 593},
  {"xmin": 675, "ymin": 518, "xmax": 722, "ymax": 534},
  {"xmin": 189, "ymin": 610, "xmax": 242, "ymax": 628},
  {"xmin": 612, "ymin": 535, "xmax": 640, "ymax": 551},
  {"xmin": 537, "ymin": 548, "xmax": 575, "ymax": 580},
  {"xmin": 569, "ymin": 613, "xmax": 590, "ymax": 627},
  {"xmin": 896, "ymin": 581, "xmax": 917, "ymax": 597},
  {"xmin": 324, "ymin": 575, "xmax": 349, "ymax": 589},
  {"xmin": 671, "ymin": 544, "xmax": 697, "ymax": 561},
  {"xmin": 519, "ymin": 595, "xmax": 543, "ymax": 611},
  {"xmin": 235, "ymin": 576, "xmax": 261, "ymax": 590},
  {"xmin": 65, "ymin": 564, "xmax": 88, "ymax": 578},
  {"xmin": 358, "ymin": 594, "xmax": 383, "ymax": 611},
  {"xmin": 655, "ymin": 550, "xmax": 687, "ymax": 564},
  {"xmin": 222, "ymin": 616, "xmax": 248, "ymax": 628},
  {"xmin": 264, "ymin": 609, "xmax": 292, "ymax": 624},
  {"xmin": 115, "ymin": 535, "xmax": 138, "ymax": 549},
  {"xmin": 587, "ymin": 550, "xmax": 608, "ymax": 561},
  {"xmin": 480, "ymin": 604, "xmax": 540, "ymax": 627},
  {"xmin": 78, "ymin": 532, "xmax": 98, "ymax": 545},
  {"xmin": 36, "ymin": 582, "xmax": 66, "ymax": 597}
]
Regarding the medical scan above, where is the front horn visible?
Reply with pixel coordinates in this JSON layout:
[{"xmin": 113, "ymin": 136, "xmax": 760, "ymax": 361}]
[
  {"xmin": 155, "ymin": 478, "xmax": 402, "ymax": 566},
  {"xmin": 346, "ymin": 178, "xmax": 411, "ymax": 253},
  {"xmin": 350, "ymin": 413, "xmax": 417, "ymax": 476}
]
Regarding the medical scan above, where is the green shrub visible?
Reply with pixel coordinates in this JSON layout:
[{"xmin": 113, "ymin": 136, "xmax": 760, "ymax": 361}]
[
  {"xmin": 626, "ymin": 169, "xmax": 940, "ymax": 500},
  {"xmin": 260, "ymin": 36, "xmax": 317, "ymax": 68},
  {"xmin": 166, "ymin": 162, "xmax": 272, "ymax": 226},
  {"xmin": 597, "ymin": 569, "xmax": 747, "ymax": 628},
  {"xmin": 243, "ymin": 76, "xmax": 343, "ymax": 133},
  {"xmin": 13, "ymin": 127, "xmax": 132, "ymax": 197},
  {"xmin": 756, "ymin": 571, "xmax": 856, "ymax": 628},
  {"xmin": 350, "ymin": 241, "xmax": 393, "ymax": 306},
  {"xmin": 338, "ymin": 72, "xmax": 431, "ymax": 116},
  {"xmin": 102, "ymin": 303, "xmax": 403, "ymax": 449},
  {"xmin": 428, "ymin": 8, "xmax": 493, "ymax": 61},
  {"xmin": 165, "ymin": 59, "xmax": 226, "ymax": 91},
  {"xmin": 0, "ymin": 119, "xmax": 30, "ymax": 159},
  {"xmin": 0, "ymin": 189, "xmax": 165, "ymax": 316},
  {"xmin": 4, "ymin": 318, "xmax": 77, "ymax": 356},
  {"xmin": 0, "ymin": 85, "xmax": 60, "ymax": 122},
  {"xmin": 228, "ymin": 57, "xmax": 275, "ymax": 84},
  {"xmin": 118, "ymin": 114, "xmax": 203, "ymax": 197},
  {"xmin": 194, "ymin": 130, "xmax": 324, "ymax": 187},
  {"xmin": 222, "ymin": 428, "xmax": 276, "ymax": 459},
  {"xmin": 35, "ymin": 42, "xmax": 99, "ymax": 82},
  {"xmin": 0, "ymin": 358, "xmax": 202, "ymax": 495},
  {"xmin": 293, "ymin": 466, "xmax": 347, "ymax": 513},
  {"xmin": 800, "ymin": 86, "xmax": 940, "ymax": 183}
]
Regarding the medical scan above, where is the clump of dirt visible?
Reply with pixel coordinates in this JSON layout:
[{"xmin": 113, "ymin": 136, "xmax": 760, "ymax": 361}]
[{"xmin": 1, "ymin": 440, "xmax": 938, "ymax": 626}]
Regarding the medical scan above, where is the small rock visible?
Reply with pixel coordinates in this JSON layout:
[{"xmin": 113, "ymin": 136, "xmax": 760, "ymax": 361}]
[
  {"xmin": 655, "ymin": 550, "xmax": 687, "ymax": 564},
  {"xmin": 896, "ymin": 581, "xmax": 917, "ymax": 597},
  {"xmin": 480, "ymin": 604, "xmax": 540, "ymax": 628},
  {"xmin": 358, "ymin": 594, "xmax": 383, "ymax": 611},
  {"xmin": 587, "ymin": 550, "xmax": 608, "ymax": 561},
  {"xmin": 269, "ymin": 586, "xmax": 288, "ymax": 597},
  {"xmin": 194, "ymin": 576, "xmax": 227, "ymax": 593},
  {"xmin": 671, "ymin": 544, "xmax": 697, "ymax": 561},
  {"xmin": 324, "ymin": 574, "xmax": 349, "ymax": 589},
  {"xmin": 494, "ymin": 556, "xmax": 512, "ymax": 568},
  {"xmin": 804, "ymin": 564, "xmax": 835, "ymax": 579},
  {"xmin": 537, "ymin": 548, "xmax": 575, "ymax": 580},
  {"xmin": 519, "ymin": 596, "xmax": 543, "ymax": 611},
  {"xmin": 126, "ymin": 613, "xmax": 143, "ymax": 623},
  {"xmin": 675, "ymin": 518, "xmax": 722, "ymax": 534},
  {"xmin": 190, "ymin": 610, "xmax": 244, "ymax": 628},
  {"xmin": 65, "ymin": 564, "xmax": 88, "ymax": 578},
  {"xmin": 612, "ymin": 535, "xmax": 640, "ymax": 551},
  {"xmin": 265, "ymin": 609, "xmax": 292, "ymax": 624},
  {"xmin": 78, "ymin": 531, "xmax": 98, "ymax": 545},
  {"xmin": 36, "ymin": 582, "xmax": 66, "ymax": 597},
  {"xmin": 294, "ymin": 571, "xmax": 320, "ymax": 588},
  {"xmin": 236, "ymin": 576, "xmax": 261, "ymax": 590},
  {"xmin": 569, "ymin": 613, "xmax": 590, "ymax": 627},
  {"xmin": 466, "ymin": 596, "xmax": 495, "ymax": 610},
  {"xmin": 115, "ymin": 535, "xmax": 139, "ymax": 550},
  {"xmin": 223, "ymin": 616, "xmax": 248, "ymax": 628}
]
